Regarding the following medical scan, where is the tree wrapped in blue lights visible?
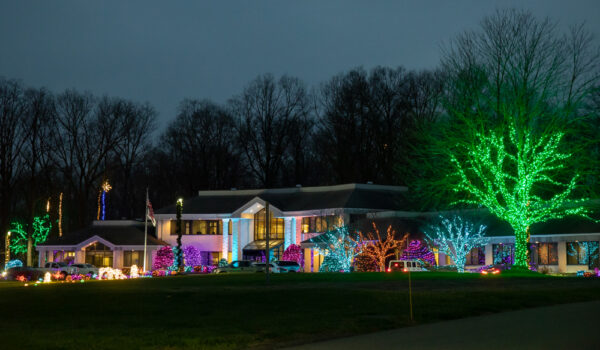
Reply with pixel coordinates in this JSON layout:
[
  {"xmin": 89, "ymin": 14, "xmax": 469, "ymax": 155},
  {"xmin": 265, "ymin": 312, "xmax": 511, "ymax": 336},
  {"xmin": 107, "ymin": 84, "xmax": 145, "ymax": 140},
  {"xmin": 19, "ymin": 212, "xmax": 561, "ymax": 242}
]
[
  {"xmin": 568, "ymin": 241, "xmax": 599, "ymax": 266},
  {"xmin": 312, "ymin": 226, "xmax": 361, "ymax": 272},
  {"xmin": 424, "ymin": 215, "xmax": 489, "ymax": 273}
]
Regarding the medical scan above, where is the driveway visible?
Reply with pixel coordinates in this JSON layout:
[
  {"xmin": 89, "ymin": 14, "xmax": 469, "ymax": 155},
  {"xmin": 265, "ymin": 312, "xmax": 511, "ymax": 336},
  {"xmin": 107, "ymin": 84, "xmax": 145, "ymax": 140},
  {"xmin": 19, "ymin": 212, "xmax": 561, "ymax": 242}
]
[{"xmin": 284, "ymin": 301, "xmax": 600, "ymax": 350}]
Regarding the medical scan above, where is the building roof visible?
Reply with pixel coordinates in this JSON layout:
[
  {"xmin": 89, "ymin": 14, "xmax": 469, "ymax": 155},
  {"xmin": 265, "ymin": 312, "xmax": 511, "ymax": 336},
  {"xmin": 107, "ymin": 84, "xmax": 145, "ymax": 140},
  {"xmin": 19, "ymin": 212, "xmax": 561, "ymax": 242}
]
[
  {"xmin": 39, "ymin": 220, "xmax": 168, "ymax": 247},
  {"xmin": 302, "ymin": 211, "xmax": 600, "ymax": 246},
  {"xmin": 155, "ymin": 183, "xmax": 411, "ymax": 215}
]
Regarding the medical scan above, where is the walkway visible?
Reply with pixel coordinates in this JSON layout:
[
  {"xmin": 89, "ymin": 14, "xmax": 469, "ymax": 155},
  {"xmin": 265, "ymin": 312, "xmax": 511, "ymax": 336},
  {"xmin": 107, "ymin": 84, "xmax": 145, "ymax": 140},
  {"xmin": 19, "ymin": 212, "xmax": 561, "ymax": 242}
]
[{"xmin": 284, "ymin": 301, "xmax": 600, "ymax": 350}]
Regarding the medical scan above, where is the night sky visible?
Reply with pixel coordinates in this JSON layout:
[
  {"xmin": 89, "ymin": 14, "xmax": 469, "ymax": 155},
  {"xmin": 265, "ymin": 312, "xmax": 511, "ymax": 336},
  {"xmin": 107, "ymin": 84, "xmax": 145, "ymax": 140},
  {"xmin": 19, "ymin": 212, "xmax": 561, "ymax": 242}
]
[{"xmin": 1, "ymin": 1, "xmax": 599, "ymax": 130}]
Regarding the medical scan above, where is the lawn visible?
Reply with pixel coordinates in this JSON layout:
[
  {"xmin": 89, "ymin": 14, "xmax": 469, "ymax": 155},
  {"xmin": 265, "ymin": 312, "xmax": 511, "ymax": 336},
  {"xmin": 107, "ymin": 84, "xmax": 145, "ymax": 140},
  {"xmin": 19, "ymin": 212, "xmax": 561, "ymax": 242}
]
[{"xmin": 2, "ymin": 272, "xmax": 600, "ymax": 350}]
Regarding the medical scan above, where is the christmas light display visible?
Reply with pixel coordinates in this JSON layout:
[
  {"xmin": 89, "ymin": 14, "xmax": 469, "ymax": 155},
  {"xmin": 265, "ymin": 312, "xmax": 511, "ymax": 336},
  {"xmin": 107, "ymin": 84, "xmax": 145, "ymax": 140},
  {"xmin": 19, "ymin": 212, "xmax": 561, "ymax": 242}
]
[
  {"xmin": 43, "ymin": 272, "xmax": 51, "ymax": 283},
  {"xmin": 359, "ymin": 223, "xmax": 408, "ymax": 272},
  {"xmin": 568, "ymin": 241, "xmax": 599, "ymax": 265},
  {"xmin": 58, "ymin": 192, "xmax": 63, "ymax": 237},
  {"xmin": 10, "ymin": 215, "xmax": 52, "ymax": 255},
  {"xmin": 312, "ymin": 226, "xmax": 362, "ymax": 272},
  {"xmin": 183, "ymin": 246, "xmax": 202, "ymax": 267},
  {"xmin": 424, "ymin": 215, "xmax": 489, "ymax": 273},
  {"xmin": 9, "ymin": 222, "xmax": 28, "ymax": 255},
  {"xmin": 152, "ymin": 245, "xmax": 204, "ymax": 270},
  {"xmin": 97, "ymin": 180, "xmax": 112, "ymax": 221},
  {"xmin": 130, "ymin": 265, "xmax": 139, "ymax": 278},
  {"xmin": 97, "ymin": 267, "xmax": 126, "ymax": 280},
  {"xmin": 281, "ymin": 244, "xmax": 304, "ymax": 268},
  {"xmin": 153, "ymin": 246, "xmax": 174, "ymax": 270},
  {"xmin": 32, "ymin": 215, "xmax": 51, "ymax": 247},
  {"xmin": 450, "ymin": 123, "xmax": 593, "ymax": 268},
  {"xmin": 400, "ymin": 240, "xmax": 436, "ymax": 266},
  {"xmin": 175, "ymin": 198, "xmax": 183, "ymax": 270},
  {"xmin": 354, "ymin": 251, "xmax": 378, "ymax": 272}
]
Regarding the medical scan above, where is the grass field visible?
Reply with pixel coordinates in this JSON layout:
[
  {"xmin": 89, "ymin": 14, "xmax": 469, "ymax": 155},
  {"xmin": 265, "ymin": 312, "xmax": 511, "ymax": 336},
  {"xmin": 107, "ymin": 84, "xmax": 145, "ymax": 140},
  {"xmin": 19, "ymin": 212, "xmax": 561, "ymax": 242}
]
[{"xmin": 2, "ymin": 271, "xmax": 600, "ymax": 350}]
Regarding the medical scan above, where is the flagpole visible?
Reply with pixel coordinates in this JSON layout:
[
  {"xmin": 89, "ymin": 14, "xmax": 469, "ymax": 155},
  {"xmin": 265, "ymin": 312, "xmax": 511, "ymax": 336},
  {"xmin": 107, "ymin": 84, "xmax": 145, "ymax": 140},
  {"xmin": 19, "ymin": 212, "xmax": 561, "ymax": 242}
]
[{"xmin": 143, "ymin": 187, "xmax": 148, "ymax": 273}]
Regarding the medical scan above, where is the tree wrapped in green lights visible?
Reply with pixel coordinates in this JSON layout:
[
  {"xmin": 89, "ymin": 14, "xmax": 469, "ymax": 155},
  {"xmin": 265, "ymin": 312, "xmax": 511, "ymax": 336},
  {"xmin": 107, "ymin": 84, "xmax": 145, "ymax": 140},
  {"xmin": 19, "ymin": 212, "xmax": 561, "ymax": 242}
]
[
  {"xmin": 313, "ymin": 226, "xmax": 361, "ymax": 272},
  {"xmin": 10, "ymin": 215, "xmax": 52, "ymax": 257},
  {"xmin": 449, "ymin": 123, "xmax": 593, "ymax": 268},
  {"xmin": 424, "ymin": 215, "xmax": 489, "ymax": 273}
]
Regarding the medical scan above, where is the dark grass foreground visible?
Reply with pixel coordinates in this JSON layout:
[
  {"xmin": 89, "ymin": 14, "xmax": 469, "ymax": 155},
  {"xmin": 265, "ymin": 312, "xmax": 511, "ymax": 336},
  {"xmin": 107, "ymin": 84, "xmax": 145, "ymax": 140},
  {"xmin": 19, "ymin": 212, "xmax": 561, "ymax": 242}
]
[{"xmin": 2, "ymin": 271, "xmax": 600, "ymax": 350}]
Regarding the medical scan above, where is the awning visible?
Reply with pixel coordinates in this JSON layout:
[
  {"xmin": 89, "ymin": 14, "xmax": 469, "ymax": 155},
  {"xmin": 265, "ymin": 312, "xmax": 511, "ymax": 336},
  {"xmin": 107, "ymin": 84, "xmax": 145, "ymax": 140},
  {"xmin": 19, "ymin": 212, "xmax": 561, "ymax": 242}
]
[{"xmin": 242, "ymin": 240, "xmax": 284, "ymax": 252}]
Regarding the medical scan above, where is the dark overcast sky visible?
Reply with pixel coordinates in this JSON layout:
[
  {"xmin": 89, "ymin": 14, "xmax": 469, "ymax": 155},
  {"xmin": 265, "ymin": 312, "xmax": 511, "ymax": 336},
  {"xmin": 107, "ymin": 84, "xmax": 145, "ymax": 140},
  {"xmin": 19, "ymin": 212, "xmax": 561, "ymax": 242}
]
[{"xmin": 1, "ymin": 1, "xmax": 599, "ymax": 129}]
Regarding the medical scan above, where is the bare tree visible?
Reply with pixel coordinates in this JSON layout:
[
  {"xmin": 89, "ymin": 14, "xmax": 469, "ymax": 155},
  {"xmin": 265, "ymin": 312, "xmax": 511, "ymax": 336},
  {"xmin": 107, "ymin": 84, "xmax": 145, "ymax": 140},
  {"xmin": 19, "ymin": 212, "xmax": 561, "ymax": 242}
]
[
  {"xmin": 231, "ymin": 74, "xmax": 310, "ymax": 187},
  {"xmin": 110, "ymin": 99, "xmax": 157, "ymax": 219},
  {"xmin": 0, "ymin": 78, "xmax": 27, "ymax": 258},
  {"xmin": 53, "ymin": 91, "xmax": 126, "ymax": 228}
]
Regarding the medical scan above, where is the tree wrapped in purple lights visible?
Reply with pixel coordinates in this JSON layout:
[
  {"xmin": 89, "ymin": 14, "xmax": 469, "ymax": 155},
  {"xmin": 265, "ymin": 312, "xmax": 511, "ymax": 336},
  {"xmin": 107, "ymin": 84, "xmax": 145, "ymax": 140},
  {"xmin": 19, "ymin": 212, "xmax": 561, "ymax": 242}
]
[
  {"xmin": 400, "ymin": 240, "xmax": 436, "ymax": 266},
  {"xmin": 281, "ymin": 244, "xmax": 304, "ymax": 268},
  {"xmin": 183, "ymin": 245, "xmax": 202, "ymax": 267},
  {"xmin": 152, "ymin": 246, "xmax": 174, "ymax": 270}
]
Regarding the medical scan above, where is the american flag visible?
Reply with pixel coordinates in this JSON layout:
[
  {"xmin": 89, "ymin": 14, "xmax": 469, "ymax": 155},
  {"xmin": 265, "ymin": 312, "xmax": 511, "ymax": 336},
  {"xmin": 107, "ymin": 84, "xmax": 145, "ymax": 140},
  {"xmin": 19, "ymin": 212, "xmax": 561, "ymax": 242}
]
[{"xmin": 146, "ymin": 196, "xmax": 156, "ymax": 227}]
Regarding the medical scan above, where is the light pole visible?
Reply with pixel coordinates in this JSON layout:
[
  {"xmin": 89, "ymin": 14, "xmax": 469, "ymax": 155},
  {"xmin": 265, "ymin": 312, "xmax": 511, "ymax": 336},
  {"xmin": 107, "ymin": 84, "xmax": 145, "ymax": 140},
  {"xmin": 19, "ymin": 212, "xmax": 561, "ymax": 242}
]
[{"xmin": 5, "ymin": 231, "xmax": 11, "ymax": 268}]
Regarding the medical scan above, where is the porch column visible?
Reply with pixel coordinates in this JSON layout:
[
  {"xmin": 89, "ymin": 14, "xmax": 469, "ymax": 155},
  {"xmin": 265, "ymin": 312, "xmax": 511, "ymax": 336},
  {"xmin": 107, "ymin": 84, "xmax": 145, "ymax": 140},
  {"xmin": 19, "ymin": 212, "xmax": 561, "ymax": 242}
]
[
  {"xmin": 38, "ymin": 249, "xmax": 44, "ymax": 267},
  {"xmin": 290, "ymin": 218, "xmax": 297, "ymax": 245},
  {"xmin": 303, "ymin": 248, "xmax": 312, "ymax": 273},
  {"xmin": 295, "ymin": 216, "xmax": 302, "ymax": 245},
  {"xmin": 284, "ymin": 218, "xmax": 293, "ymax": 249},
  {"xmin": 231, "ymin": 219, "xmax": 239, "ymax": 261},
  {"xmin": 222, "ymin": 219, "xmax": 230, "ymax": 262},
  {"xmin": 75, "ymin": 249, "xmax": 85, "ymax": 264},
  {"xmin": 113, "ymin": 249, "xmax": 123, "ymax": 269},
  {"xmin": 485, "ymin": 244, "xmax": 493, "ymax": 265},
  {"xmin": 558, "ymin": 241, "xmax": 567, "ymax": 273}
]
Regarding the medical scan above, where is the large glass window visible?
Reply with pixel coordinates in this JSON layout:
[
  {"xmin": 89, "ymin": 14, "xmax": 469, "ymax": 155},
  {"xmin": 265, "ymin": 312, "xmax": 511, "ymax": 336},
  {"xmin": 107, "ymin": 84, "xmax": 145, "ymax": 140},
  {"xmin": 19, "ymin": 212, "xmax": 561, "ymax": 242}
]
[
  {"xmin": 254, "ymin": 209, "xmax": 284, "ymax": 240},
  {"xmin": 567, "ymin": 241, "xmax": 600, "ymax": 267},
  {"xmin": 123, "ymin": 250, "xmax": 144, "ymax": 267},
  {"xmin": 534, "ymin": 243, "xmax": 558, "ymax": 265},
  {"xmin": 85, "ymin": 242, "xmax": 113, "ymax": 267},
  {"xmin": 493, "ymin": 244, "xmax": 514, "ymax": 265},
  {"xmin": 465, "ymin": 247, "xmax": 486, "ymax": 265},
  {"xmin": 170, "ymin": 220, "xmax": 227, "ymax": 235},
  {"xmin": 301, "ymin": 215, "xmax": 340, "ymax": 233}
]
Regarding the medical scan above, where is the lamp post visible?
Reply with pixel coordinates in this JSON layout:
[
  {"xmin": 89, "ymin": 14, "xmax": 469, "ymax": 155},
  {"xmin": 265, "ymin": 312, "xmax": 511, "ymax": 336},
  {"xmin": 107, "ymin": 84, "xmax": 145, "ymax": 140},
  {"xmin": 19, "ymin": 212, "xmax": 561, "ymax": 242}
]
[
  {"xmin": 176, "ymin": 198, "xmax": 183, "ymax": 272},
  {"xmin": 5, "ymin": 231, "xmax": 11, "ymax": 268}
]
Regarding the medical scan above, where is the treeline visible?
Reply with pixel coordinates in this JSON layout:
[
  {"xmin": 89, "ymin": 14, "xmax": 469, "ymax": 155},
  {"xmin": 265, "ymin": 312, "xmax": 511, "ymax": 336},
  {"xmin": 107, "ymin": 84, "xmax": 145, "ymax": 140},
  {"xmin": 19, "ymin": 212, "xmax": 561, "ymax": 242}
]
[{"xmin": 1, "ymin": 9, "xmax": 599, "ymax": 243}]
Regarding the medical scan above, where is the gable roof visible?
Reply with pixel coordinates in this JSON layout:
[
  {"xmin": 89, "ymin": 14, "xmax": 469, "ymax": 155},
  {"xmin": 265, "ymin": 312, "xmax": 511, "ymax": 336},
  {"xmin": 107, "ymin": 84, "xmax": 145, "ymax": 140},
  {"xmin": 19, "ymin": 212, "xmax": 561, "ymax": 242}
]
[
  {"xmin": 39, "ymin": 222, "xmax": 167, "ymax": 247},
  {"xmin": 155, "ymin": 183, "xmax": 411, "ymax": 215}
]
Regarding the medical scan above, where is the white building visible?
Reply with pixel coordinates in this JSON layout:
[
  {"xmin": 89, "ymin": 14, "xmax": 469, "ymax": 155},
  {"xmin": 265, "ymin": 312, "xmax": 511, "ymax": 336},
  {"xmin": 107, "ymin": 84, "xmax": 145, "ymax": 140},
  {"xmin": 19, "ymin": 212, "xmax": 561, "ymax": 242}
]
[{"xmin": 154, "ymin": 183, "xmax": 410, "ymax": 272}]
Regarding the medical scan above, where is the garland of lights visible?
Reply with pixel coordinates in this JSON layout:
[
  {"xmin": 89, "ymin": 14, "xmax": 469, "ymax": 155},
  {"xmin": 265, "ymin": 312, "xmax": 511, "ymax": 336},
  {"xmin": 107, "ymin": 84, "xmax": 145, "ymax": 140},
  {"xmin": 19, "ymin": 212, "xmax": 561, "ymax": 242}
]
[
  {"xmin": 59, "ymin": 192, "xmax": 63, "ymax": 237},
  {"xmin": 97, "ymin": 180, "xmax": 112, "ymax": 221},
  {"xmin": 424, "ymin": 215, "xmax": 489, "ymax": 273},
  {"xmin": 449, "ymin": 122, "xmax": 592, "ymax": 268},
  {"xmin": 175, "ymin": 198, "xmax": 183, "ymax": 270},
  {"xmin": 312, "ymin": 226, "xmax": 362, "ymax": 273}
]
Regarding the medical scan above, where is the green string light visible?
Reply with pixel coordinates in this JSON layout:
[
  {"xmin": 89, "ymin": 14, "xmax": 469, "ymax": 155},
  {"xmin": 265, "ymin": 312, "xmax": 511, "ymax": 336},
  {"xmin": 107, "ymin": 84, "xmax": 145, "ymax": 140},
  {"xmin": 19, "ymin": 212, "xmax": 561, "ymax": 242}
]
[{"xmin": 449, "ymin": 122, "xmax": 591, "ymax": 268}]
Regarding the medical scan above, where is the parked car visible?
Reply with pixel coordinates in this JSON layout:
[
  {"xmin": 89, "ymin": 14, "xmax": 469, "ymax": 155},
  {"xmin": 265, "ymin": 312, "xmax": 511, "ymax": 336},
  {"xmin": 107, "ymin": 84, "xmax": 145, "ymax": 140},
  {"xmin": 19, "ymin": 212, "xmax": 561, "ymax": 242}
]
[
  {"xmin": 213, "ymin": 260, "xmax": 259, "ymax": 273},
  {"xmin": 273, "ymin": 261, "xmax": 301, "ymax": 273},
  {"xmin": 5, "ymin": 267, "xmax": 46, "ymax": 281},
  {"xmin": 387, "ymin": 260, "xmax": 428, "ymax": 272},
  {"xmin": 252, "ymin": 261, "xmax": 300, "ymax": 273},
  {"xmin": 37, "ymin": 262, "xmax": 78, "ymax": 278},
  {"xmin": 71, "ymin": 263, "xmax": 99, "ymax": 276},
  {"xmin": 481, "ymin": 264, "xmax": 506, "ymax": 275}
]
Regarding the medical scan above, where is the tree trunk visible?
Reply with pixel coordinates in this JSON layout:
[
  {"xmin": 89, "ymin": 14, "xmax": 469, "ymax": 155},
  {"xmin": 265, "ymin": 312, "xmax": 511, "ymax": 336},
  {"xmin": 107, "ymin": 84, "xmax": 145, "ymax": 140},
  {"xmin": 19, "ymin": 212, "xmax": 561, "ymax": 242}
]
[
  {"xmin": 26, "ymin": 237, "xmax": 33, "ymax": 267},
  {"xmin": 513, "ymin": 225, "xmax": 530, "ymax": 269}
]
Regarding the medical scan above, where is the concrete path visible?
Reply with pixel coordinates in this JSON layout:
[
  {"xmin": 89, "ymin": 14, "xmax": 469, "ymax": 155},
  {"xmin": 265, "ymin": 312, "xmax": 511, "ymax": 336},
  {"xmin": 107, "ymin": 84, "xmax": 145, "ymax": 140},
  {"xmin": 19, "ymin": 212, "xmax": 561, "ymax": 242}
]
[{"xmin": 284, "ymin": 301, "xmax": 600, "ymax": 350}]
